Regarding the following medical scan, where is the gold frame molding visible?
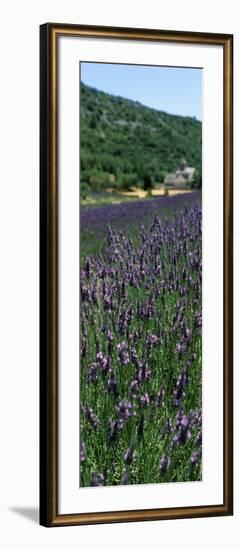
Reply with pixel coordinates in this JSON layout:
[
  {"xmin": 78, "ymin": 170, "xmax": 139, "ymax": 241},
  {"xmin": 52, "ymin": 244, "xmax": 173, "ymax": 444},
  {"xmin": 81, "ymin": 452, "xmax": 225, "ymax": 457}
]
[{"xmin": 40, "ymin": 23, "xmax": 233, "ymax": 527}]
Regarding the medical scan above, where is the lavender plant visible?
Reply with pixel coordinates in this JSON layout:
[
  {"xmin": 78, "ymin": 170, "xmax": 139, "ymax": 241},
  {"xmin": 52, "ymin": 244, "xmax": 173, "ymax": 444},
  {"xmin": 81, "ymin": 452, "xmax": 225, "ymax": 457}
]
[{"xmin": 80, "ymin": 196, "xmax": 202, "ymax": 487}]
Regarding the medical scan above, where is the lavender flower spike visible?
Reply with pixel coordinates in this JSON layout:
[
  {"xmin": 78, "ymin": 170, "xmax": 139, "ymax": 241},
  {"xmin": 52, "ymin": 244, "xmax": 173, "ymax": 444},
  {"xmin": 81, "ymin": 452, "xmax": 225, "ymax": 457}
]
[
  {"xmin": 91, "ymin": 473, "xmax": 105, "ymax": 487},
  {"xmin": 124, "ymin": 446, "xmax": 134, "ymax": 466},
  {"xmin": 160, "ymin": 456, "xmax": 171, "ymax": 475},
  {"xmin": 117, "ymin": 341, "xmax": 130, "ymax": 365}
]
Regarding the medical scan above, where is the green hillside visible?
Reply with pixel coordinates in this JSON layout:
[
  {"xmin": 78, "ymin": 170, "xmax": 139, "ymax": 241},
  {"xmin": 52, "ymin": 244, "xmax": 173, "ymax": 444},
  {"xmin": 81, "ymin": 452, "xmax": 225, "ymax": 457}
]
[{"xmin": 80, "ymin": 82, "xmax": 202, "ymax": 194}]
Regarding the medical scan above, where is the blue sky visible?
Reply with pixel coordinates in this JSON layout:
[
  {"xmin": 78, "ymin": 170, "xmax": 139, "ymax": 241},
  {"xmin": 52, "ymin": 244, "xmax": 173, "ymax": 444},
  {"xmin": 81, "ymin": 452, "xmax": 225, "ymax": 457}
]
[{"xmin": 81, "ymin": 62, "xmax": 202, "ymax": 121}]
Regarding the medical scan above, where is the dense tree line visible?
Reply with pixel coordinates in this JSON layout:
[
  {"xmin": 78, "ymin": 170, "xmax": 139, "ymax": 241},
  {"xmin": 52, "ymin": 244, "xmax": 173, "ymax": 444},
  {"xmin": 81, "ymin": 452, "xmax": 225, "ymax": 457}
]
[{"xmin": 80, "ymin": 82, "xmax": 202, "ymax": 194}]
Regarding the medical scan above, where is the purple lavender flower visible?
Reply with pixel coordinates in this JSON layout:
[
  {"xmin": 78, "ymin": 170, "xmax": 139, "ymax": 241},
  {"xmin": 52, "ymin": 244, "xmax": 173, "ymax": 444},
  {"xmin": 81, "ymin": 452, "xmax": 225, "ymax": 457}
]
[
  {"xmin": 81, "ymin": 283, "xmax": 91, "ymax": 303},
  {"xmin": 194, "ymin": 311, "xmax": 202, "ymax": 330},
  {"xmin": 183, "ymin": 322, "xmax": 190, "ymax": 342},
  {"xmin": 85, "ymin": 257, "xmax": 93, "ymax": 278},
  {"xmin": 91, "ymin": 473, "xmax": 105, "ymax": 487},
  {"xmin": 108, "ymin": 418, "xmax": 123, "ymax": 443},
  {"xmin": 165, "ymin": 418, "xmax": 174, "ymax": 434},
  {"xmin": 80, "ymin": 401, "xmax": 85, "ymax": 415},
  {"xmin": 130, "ymin": 346, "xmax": 139, "ymax": 365},
  {"xmin": 136, "ymin": 362, "xmax": 151, "ymax": 383},
  {"xmin": 160, "ymin": 456, "xmax": 171, "ymax": 475},
  {"xmin": 107, "ymin": 330, "xmax": 114, "ymax": 353},
  {"xmin": 140, "ymin": 393, "xmax": 150, "ymax": 407},
  {"xmin": 196, "ymin": 431, "xmax": 202, "ymax": 447},
  {"xmin": 155, "ymin": 387, "xmax": 164, "ymax": 407},
  {"xmin": 120, "ymin": 470, "xmax": 130, "ymax": 485},
  {"xmin": 116, "ymin": 399, "xmax": 135, "ymax": 420},
  {"xmin": 175, "ymin": 343, "xmax": 183, "ymax": 355},
  {"xmin": 96, "ymin": 351, "xmax": 111, "ymax": 376},
  {"xmin": 80, "ymin": 441, "xmax": 86, "ymax": 464},
  {"xmin": 81, "ymin": 339, "xmax": 88, "ymax": 358},
  {"xmin": 87, "ymin": 362, "xmax": 98, "ymax": 384},
  {"xmin": 145, "ymin": 301, "xmax": 154, "ymax": 320},
  {"xmin": 118, "ymin": 308, "xmax": 128, "ymax": 335},
  {"xmin": 146, "ymin": 331, "xmax": 159, "ymax": 352},
  {"xmin": 190, "ymin": 450, "xmax": 201, "ymax": 467},
  {"xmin": 92, "ymin": 282, "xmax": 98, "ymax": 304},
  {"xmin": 173, "ymin": 414, "xmax": 192, "ymax": 446},
  {"xmin": 107, "ymin": 369, "xmax": 119, "ymax": 397},
  {"xmin": 173, "ymin": 368, "xmax": 188, "ymax": 406},
  {"xmin": 124, "ymin": 446, "xmax": 134, "ymax": 466},
  {"xmin": 130, "ymin": 379, "xmax": 139, "ymax": 398},
  {"xmin": 103, "ymin": 290, "xmax": 112, "ymax": 311},
  {"xmin": 181, "ymin": 415, "xmax": 190, "ymax": 429},
  {"xmin": 175, "ymin": 409, "xmax": 185, "ymax": 428},
  {"xmin": 117, "ymin": 341, "xmax": 129, "ymax": 365},
  {"xmin": 86, "ymin": 406, "xmax": 99, "ymax": 429}
]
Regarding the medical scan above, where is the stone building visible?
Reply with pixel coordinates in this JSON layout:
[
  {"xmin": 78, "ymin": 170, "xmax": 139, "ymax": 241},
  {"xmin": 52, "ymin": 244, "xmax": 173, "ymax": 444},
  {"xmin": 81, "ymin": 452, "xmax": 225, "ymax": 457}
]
[{"xmin": 164, "ymin": 159, "xmax": 195, "ymax": 189}]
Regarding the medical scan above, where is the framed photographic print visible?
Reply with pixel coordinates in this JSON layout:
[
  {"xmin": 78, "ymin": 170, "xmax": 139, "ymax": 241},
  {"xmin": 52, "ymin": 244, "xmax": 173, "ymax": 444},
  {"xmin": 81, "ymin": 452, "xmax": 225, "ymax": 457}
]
[{"xmin": 40, "ymin": 23, "xmax": 233, "ymax": 526}]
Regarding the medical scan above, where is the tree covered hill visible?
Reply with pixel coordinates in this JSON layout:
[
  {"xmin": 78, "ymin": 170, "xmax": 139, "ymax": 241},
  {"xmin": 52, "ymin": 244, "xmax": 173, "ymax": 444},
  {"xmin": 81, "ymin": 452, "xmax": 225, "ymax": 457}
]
[{"xmin": 80, "ymin": 82, "xmax": 202, "ymax": 193}]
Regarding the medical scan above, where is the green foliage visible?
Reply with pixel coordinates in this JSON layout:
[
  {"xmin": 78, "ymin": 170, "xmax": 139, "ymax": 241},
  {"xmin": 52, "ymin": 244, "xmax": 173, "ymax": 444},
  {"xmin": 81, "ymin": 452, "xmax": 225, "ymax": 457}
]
[
  {"xmin": 80, "ymin": 82, "xmax": 202, "ymax": 193},
  {"xmin": 81, "ymin": 181, "xmax": 90, "ymax": 199},
  {"xmin": 191, "ymin": 167, "xmax": 202, "ymax": 189},
  {"xmin": 119, "ymin": 173, "xmax": 138, "ymax": 191},
  {"xmin": 142, "ymin": 173, "xmax": 153, "ymax": 191}
]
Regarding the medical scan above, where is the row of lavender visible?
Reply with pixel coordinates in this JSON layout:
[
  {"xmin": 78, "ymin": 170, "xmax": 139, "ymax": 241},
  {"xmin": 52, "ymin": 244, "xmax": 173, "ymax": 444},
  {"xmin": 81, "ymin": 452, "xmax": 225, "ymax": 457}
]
[
  {"xmin": 80, "ymin": 191, "xmax": 201, "ymax": 259},
  {"xmin": 80, "ymin": 200, "xmax": 202, "ymax": 487}
]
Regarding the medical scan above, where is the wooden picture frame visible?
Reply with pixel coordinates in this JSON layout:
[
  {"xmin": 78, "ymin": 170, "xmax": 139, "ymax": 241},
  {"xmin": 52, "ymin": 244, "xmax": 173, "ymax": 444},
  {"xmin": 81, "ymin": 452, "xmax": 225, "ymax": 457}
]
[{"xmin": 40, "ymin": 23, "xmax": 233, "ymax": 526}]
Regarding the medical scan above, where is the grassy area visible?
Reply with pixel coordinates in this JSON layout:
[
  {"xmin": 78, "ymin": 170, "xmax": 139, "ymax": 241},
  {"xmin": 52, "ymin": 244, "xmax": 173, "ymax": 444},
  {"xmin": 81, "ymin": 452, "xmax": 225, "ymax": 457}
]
[
  {"xmin": 80, "ymin": 190, "xmax": 145, "ymax": 207},
  {"xmin": 81, "ymin": 188, "xmax": 194, "ymax": 207}
]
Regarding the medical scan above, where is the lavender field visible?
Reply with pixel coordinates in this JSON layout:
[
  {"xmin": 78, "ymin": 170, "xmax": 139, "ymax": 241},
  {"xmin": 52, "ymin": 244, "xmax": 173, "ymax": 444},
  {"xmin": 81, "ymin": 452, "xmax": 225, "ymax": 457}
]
[{"xmin": 80, "ymin": 192, "xmax": 202, "ymax": 487}]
